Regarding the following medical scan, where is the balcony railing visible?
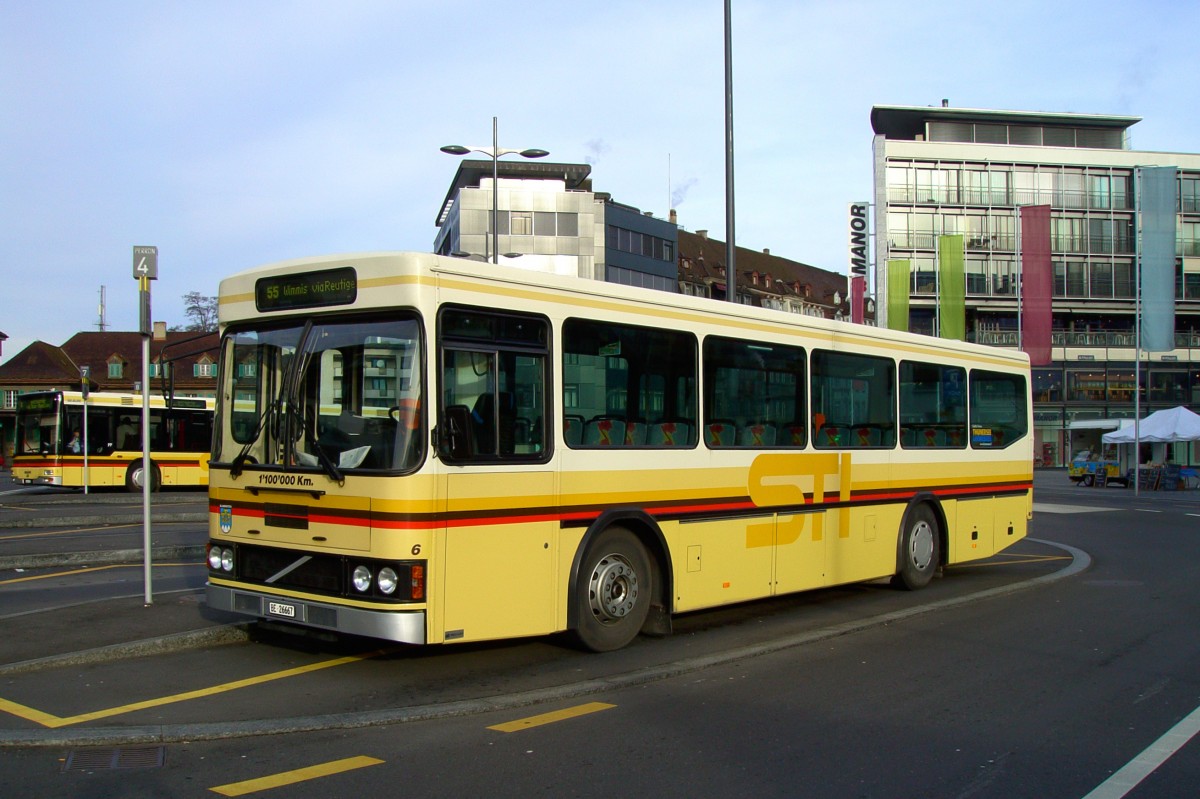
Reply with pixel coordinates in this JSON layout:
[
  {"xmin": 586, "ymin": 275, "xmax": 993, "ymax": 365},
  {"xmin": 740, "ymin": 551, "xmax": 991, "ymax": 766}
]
[
  {"xmin": 976, "ymin": 330, "xmax": 1200, "ymax": 349},
  {"xmin": 888, "ymin": 187, "xmax": 1134, "ymax": 210}
]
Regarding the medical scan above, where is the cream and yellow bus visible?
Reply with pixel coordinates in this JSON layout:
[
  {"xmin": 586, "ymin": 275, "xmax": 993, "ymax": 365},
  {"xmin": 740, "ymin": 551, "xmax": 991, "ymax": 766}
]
[
  {"xmin": 206, "ymin": 252, "xmax": 1032, "ymax": 651},
  {"xmin": 13, "ymin": 391, "xmax": 214, "ymax": 491}
]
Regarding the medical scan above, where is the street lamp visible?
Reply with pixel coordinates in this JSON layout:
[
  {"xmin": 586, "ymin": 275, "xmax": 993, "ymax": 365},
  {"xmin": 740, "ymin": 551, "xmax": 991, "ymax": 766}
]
[{"xmin": 441, "ymin": 116, "xmax": 549, "ymax": 264}]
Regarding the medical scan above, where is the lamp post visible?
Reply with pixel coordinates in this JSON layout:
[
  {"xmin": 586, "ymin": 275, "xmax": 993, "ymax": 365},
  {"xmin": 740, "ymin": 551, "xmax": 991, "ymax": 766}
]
[{"xmin": 441, "ymin": 117, "xmax": 549, "ymax": 264}]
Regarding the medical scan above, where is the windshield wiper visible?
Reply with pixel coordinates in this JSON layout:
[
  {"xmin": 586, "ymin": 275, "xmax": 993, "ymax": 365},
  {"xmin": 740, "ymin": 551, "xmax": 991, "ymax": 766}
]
[
  {"xmin": 230, "ymin": 398, "xmax": 278, "ymax": 479},
  {"xmin": 304, "ymin": 425, "xmax": 343, "ymax": 483}
]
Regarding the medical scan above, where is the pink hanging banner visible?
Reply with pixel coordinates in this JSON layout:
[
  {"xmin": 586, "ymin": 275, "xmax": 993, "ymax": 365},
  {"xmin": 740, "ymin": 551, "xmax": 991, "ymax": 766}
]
[{"xmin": 1020, "ymin": 205, "xmax": 1053, "ymax": 365}]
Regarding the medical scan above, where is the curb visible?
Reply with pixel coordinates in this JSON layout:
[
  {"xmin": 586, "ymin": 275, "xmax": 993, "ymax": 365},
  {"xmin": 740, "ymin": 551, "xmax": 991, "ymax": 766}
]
[
  {"xmin": 0, "ymin": 511, "xmax": 205, "ymax": 531},
  {"xmin": 0, "ymin": 545, "xmax": 207, "ymax": 571},
  {"xmin": 0, "ymin": 538, "xmax": 1089, "ymax": 748}
]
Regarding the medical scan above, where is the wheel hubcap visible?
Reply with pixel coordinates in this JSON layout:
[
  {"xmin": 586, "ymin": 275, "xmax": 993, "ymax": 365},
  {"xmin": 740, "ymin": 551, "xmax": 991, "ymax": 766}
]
[
  {"xmin": 910, "ymin": 521, "xmax": 934, "ymax": 570},
  {"xmin": 588, "ymin": 553, "xmax": 639, "ymax": 624}
]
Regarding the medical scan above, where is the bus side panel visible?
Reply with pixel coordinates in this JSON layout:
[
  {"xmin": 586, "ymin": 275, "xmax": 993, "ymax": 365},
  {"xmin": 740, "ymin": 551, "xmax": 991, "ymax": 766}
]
[
  {"xmin": 439, "ymin": 470, "xmax": 557, "ymax": 644},
  {"xmin": 947, "ymin": 497, "xmax": 994, "ymax": 563},
  {"xmin": 669, "ymin": 516, "xmax": 775, "ymax": 613},
  {"xmin": 772, "ymin": 512, "xmax": 827, "ymax": 595}
]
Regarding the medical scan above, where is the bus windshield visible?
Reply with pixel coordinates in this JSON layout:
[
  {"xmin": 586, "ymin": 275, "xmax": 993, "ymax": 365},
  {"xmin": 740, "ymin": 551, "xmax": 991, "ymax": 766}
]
[
  {"xmin": 216, "ymin": 314, "xmax": 424, "ymax": 474},
  {"xmin": 17, "ymin": 394, "xmax": 61, "ymax": 455}
]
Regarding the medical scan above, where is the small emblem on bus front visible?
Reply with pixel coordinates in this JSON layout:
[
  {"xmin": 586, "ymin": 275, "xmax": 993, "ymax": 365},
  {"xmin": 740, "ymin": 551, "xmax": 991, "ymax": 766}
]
[{"xmin": 219, "ymin": 504, "xmax": 233, "ymax": 533}]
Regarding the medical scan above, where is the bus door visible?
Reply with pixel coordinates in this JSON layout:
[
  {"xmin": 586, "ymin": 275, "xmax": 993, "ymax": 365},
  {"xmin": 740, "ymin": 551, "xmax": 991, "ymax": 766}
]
[
  {"xmin": 750, "ymin": 452, "xmax": 834, "ymax": 596},
  {"xmin": 435, "ymin": 310, "xmax": 555, "ymax": 644}
]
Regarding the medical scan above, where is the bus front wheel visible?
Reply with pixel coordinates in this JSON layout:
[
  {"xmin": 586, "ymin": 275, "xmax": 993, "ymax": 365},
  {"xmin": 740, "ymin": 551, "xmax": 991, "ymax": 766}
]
[
  {"xmin": 892, "ymin": 503, "xmax": 940, "ymax": 590},
  {"xmin": 125, "ymin": 460, "xmax": 161, "ymax": 493},
  {"xmin": 572, "ymin": 527, "xmax": 651, "ymax": 652}
]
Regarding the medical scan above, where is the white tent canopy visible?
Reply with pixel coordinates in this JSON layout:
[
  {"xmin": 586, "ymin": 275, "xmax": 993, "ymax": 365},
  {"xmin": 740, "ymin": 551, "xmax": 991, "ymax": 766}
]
[{"xmin": 1102, "ymin": 406, "xmax": 1200, "ymax": 444}]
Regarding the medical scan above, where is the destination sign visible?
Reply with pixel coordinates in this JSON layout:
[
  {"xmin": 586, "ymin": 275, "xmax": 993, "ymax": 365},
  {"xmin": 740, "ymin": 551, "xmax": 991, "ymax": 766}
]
[{"xmin": 255, "ymin": 267, "xmax": 358, "ymax": 312}]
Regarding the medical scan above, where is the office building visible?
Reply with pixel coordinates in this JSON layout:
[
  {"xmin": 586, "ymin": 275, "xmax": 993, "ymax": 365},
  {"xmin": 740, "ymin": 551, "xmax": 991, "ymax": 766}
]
[
  {"xmin": 434, "ymin": 160, "xmax": 677, "ymax": 291},
  {"xmin": 871, "ymin": 104, "xmax": 1200, "ymax": 466}
]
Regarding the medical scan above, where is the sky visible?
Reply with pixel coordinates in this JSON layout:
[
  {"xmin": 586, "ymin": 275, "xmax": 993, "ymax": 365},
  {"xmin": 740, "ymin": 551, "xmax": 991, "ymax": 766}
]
[{"xmin": 2, "ymin": 0, "xmax": 1198, "ymax": 364}]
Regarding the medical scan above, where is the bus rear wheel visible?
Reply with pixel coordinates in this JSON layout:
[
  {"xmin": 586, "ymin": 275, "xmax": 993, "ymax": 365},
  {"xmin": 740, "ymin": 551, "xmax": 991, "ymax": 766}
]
[
  {"xmin": 892, "ymin": 503, "xmax": 939, "ymax": 590},
  {"xmin": 572, "ymin": 527, "xmax": 651, "ymax": 652},
  {"xmin": 125, "ymin": 460, "xmax": 161, "ymax": 493}
]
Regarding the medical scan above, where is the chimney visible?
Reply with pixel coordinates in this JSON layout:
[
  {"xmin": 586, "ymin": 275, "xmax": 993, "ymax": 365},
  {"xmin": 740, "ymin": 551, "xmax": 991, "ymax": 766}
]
[
  {"xmin": 697, "ymin": 229, "xmax": 708, "ymax": 240},
  {"xmin": 669, "ymin": 209, "xmax": 677, "ymax": 225},
  {"xmin": 941, "ymin": 98, "xmax": 949, "ymax": 107},
  {"xmin": 762, "ymin": 248, "xmax": 770, "ymax": 255}
]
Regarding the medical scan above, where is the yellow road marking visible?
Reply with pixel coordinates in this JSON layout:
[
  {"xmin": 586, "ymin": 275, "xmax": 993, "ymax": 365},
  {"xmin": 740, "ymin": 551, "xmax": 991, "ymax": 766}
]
[
  {"xmin": 0, "ymin": 650, "xmax": 387, "ymax": 728},
  {"xmin": 954, "ymin": 553, "xmax": 1071, "ymax": 568},
  {"xmin": 209, "ymin": 756, "xmax": 384, "ymax": 796},
  {"xmin": 0, "ymin": 563, "xmax": 192, "ymax": 585},
  {"xmin": 488, "ymin": 702, "xmax": 615, "ymax": 733}
]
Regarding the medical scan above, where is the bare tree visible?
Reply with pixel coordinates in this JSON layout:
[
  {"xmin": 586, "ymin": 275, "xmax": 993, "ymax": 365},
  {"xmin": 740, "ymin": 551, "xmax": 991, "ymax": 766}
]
[{"xmin": 181, "ymin": 291, "xmax": 219, "ymax": 332}]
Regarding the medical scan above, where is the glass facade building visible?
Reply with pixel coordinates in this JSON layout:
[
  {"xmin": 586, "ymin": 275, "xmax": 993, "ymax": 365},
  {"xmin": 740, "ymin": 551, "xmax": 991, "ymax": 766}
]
[{"xmin": 871, "ymin": 105, "xmax": 1200, "ymax": 467}]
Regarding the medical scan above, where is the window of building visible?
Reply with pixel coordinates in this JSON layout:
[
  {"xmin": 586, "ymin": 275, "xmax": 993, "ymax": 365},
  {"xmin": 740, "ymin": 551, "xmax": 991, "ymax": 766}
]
[
  {"xmin": 1107, "ymin": 369, "xmax": 1135, "ymax": 403},
  {"xmin": 1033, "ymin": 368, "xmax": 1063, "ymax": 402},
  {"xmin": 1182, "ymin": 177, "xmax": 1200, "ymax": 213},
  {"xmin": 557, "ymin": 212, "xmax": 578, "ymax": 237},
  {"xmin": 3, "ymin": 390, "xmax": 16, "ymax": 410},
  {"xmin": 107, "ymin": 360, "xmax": 123, "ymax": 379},
  {"xmin": 1149, "ymin": 370, "xmax": 1187, "ymax": 403},
  {"xmin": 534, "ymin": 211, "xmax": 556, "ymax": 236},
  {"xmin": 510, "ymin": 211, "xmax": 532, "ymax": 236},
  {"xmin": 1067, "ymin": 370, "xmax": 1106, "ymax": 402},
  {"xmin": 1090, "ymin": 261, "xmax": 1114, "ymax": 298},
  {"xmin": 194, "ymin": 360, "xmax": 216, "ymax": 378}
]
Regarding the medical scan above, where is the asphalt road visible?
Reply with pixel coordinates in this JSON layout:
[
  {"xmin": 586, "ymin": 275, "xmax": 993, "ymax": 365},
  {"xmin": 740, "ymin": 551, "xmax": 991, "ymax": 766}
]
[{"xmin": 0, "ymin": 472, "xmax": 1197, "ymax": 797}]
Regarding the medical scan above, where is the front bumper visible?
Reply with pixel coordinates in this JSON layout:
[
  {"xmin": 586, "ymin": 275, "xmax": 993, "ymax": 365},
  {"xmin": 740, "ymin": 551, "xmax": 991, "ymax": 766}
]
[{"xmin": 207, "ymin": 583, "xmax": 426, "ymax": 644}]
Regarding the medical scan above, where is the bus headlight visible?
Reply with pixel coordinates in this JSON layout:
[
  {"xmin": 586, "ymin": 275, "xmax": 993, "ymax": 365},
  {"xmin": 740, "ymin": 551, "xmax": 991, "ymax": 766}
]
[
  {"xmin": 377, "ymin": 567, "xmax": 398, "ymax": 595},
  {"xmin": 352, "ymin": 565, "xmax": 373, "ymax": 593},
  {"xmin": 207, "ymin": 546, "xmax": 234, "ymax": 573}
]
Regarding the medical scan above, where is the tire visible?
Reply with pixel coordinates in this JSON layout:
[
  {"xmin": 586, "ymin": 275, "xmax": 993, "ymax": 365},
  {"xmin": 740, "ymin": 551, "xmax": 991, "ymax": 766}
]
[
  {"xmin": 572, "ymin": 527, "xmax": 652, "ymax": 652},
  {"xmin": 892, "ymin": 503, "xmax": 940, "ymax": 590},
  {"xmin": 125, "ymin": 460, "xmax": 161, "ymax": 493}
]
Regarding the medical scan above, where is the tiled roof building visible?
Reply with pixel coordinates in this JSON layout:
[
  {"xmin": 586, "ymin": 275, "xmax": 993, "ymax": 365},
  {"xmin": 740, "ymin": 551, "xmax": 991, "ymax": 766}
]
[
  {"xmin": 0, "ymin": 331, "xmax": 218, "ymax": 462},
  {"xmin": 676, "ymin": 228, "xmax": 869, "ymax": 321}
]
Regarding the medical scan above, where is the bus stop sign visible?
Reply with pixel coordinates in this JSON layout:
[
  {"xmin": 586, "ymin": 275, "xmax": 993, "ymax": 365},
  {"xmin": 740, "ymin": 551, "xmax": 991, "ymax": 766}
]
[{"xmin": 133, "ymin": 246, "xmax": 158, "ymax": 280}]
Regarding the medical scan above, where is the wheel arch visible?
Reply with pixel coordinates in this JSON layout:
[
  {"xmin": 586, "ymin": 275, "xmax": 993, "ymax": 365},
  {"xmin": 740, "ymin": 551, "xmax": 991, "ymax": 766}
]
[
  {"xmin": 895, "ymin": 492, "xmax": 949, "ymax": 572},
  {"xmin": 566, "ymin": 508, "xmax": 674, "ymax": 636}
]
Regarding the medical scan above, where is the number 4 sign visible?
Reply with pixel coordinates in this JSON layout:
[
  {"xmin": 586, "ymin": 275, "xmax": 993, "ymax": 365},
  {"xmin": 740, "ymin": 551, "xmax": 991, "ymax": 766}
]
[{"xmin": 133, "ymin": 246, "xmax": 158, "ymax": 280}]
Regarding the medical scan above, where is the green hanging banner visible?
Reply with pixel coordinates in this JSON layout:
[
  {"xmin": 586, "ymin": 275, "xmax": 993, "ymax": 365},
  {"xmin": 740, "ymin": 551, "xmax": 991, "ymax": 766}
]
[{"xmin": 938, "ymin": 234, "xmax": 965, "ymax": 341}]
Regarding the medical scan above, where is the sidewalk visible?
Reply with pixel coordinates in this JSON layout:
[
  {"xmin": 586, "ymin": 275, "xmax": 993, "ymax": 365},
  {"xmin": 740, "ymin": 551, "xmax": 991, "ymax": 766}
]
[{"xmin": 0, "ymin": 593, "xmax": 248, "ymax": 677}]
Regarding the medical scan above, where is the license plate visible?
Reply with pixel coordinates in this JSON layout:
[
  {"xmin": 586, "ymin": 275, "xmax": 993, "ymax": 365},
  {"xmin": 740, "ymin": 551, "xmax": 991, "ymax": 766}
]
[{"xmin": 268, "ymin": 601, "xmax": 296, "ymax": 619}]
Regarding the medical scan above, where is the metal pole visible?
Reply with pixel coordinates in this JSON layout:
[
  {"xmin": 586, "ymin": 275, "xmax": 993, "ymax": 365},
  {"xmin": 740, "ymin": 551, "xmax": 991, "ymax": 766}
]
[
  {"xmin": 724, "ymin": 0, "xmax": 736, "ymax": 304},
  {"xmin": 492, "ymin": 116, "xmax": 499, "ymax": 265},
  {"xmin": 1015, "ymin": 207, "xmax": 1023, "ymax": 352},
  {"xmin": 82, "ymin": 396, "xmax": 89, "ymax": 495},
  {"xmin": 1134, "ymin": 167, "xmax": 1142, "ymax": 497},
  {"xmin": 141, "ymin": 284, "xmax": 153, "ymax": 603}
]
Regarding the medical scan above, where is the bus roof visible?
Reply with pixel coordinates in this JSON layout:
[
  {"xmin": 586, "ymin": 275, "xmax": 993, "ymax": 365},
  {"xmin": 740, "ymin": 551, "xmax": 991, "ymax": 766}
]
[{"xmin": 217, "ymin": 251, "xmax": 1030, "ymax": 370}]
